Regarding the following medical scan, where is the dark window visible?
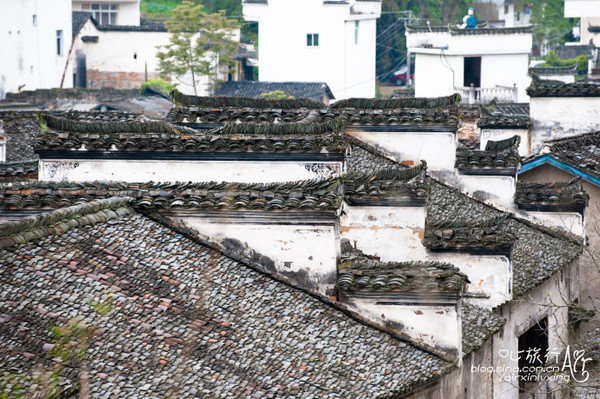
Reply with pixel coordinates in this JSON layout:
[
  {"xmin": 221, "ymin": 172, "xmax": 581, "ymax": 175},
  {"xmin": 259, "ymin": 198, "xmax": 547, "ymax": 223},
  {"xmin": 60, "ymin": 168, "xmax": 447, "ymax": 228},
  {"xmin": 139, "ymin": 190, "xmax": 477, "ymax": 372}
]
[
  {"xmin": 518, "ymin": 317, "xmax": 549, "ymax": 392},
  {"xmin": 504, "ymin": 4, "xmax": 509, "ymax": 13},
  {"xmin": 307, "ymin": 33, "xmax": 319, "ymax": 47},
  {"xmin": 56, "ymin": 30, "xmax": 63, "ymax": 56},
  {"xmin": 32, "ymin": 14, "xmax": 37, "ymax": 26},
  {"xmin": 354, "ymin": 21, "xmax": 359, "ymax": 44},
  {"xmin": 464, "ymin": 57, "xmax": 481, "ymax": 87}
]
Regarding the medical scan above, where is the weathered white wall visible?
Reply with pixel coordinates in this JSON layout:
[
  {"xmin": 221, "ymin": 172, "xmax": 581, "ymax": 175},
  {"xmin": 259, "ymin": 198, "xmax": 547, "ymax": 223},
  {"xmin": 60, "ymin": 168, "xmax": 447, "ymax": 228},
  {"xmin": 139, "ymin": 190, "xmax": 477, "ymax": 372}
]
[
  {"xmin": 341, "ymin": 206, "xmax": 428, "ymax": 261},
  {"xmin": 341, "ymin": 206, "xmax": 512, "ymax": 309},
  {"xmin": 480, "ymin": 128, "xmax": 530, "ymax": 157},
  {"xmin": 428, "ymin": 253, "xmax": 512, "ymax": 309},
  {"xmin": 348, "ymin": 298, "xmax": 461, "ymax": 356},
  {"xmin": 348, "ymin": 130, "xmax": 456, "ymax": 171},
  {"xmin": 170, "ymin": 215, "xmax": 339, "ymax": 295},
  {"xmin": 530, "ymin": 97, "xmax": 600, "ymax": 152},
  {"xmin": 73, "ymin": 0, "xmax": 141, "ymax": 26},
  {"xmin": 243, "ymin": 0, "xmax": 380, "ymax": 99},
  {"xmin": 414, "ymin": 53, "xmax": 461, "ymax": 98},
  {"xmin": 537, "ymin": 73, "xmax": 575, "ymax": 83},
  {"xmin": 492, "ymin": 262, "xmax": 578, "ymax": 399},
  {"xmin": 525, "ymin": 211, "xmax": 585, "ymax": 238},
  {"xmin": 38, "ymin": 159, "xmax": 344, "ymax": 183},
  {"xmin": 480, "ymin": 54, "xmax": 530, "ymax": 102},
  {"xmin": 0, "ymin": 0, "xmax": 73, "ymax": 98},
  {"xmin": 459, "ymin": 174, "xmax": 516, "ymax": 209}
]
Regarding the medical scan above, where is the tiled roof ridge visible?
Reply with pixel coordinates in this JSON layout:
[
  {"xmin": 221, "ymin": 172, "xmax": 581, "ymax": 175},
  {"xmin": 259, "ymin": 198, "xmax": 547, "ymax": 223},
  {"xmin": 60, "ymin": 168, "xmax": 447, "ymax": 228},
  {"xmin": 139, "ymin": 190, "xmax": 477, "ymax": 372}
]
[
  {"xmin": 143, "ymin": 210, "xmax": 459, "ymax": 367},
  {"xmin": 449, "ymin": 25, "xmax": 533, "ymax": 35},
  {"xmin": 428, "ymin": 176, "xmax": 584, "ymax": 245},
  {"xmin": 330, "ymin": 94, "xmax": 461, "ymax": 110},
  {"xmin": 426, "ymin": 214, "xmax": 511, "ymax": 229},
  {"xmin": 210, "ymin": 117, "xmax": 344, "ymax": 136},
  {"xmin": 171, "ymin": 90, "xmax": 327, "ymax": 110},
  {"xmin": 0, "ymin": 159, "xmax": 38, "ymax": 177},
  {"xmin": 345, "ymin": 160, "xmax": 426, "ymax": 182},
  {"xmin": 526, "ymin": 78, "xmax": 600, "ymax": 97},
  {"xmin": 40, "ymin": 114, "xmax": 190, "ymax": 135},
  {"xmin": 0, "ymin": 197, "xmax": 133, "ymax": 249},
  {"xmin": 530, "ymin": 64, "xmax": 578, "ymax": 74},
  {"xmin": 515, "ymin": 177, "xmax": 589, "ymax": 208},
  {"xmin": 477, "ymin": 114, "xmax": 531, "ymax": 129}
]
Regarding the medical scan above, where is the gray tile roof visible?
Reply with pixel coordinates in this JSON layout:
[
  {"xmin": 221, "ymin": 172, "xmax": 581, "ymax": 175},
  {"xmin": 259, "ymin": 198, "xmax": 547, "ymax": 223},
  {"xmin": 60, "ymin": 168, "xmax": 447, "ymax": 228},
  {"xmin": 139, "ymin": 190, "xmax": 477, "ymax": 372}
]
[
  {"xmin": 491, "ymin": 103, "xmax": 529, "ymax": 116},
  {"xmin": 427, "ymin": 179, "xmax": 583, "ymax": 297},
  {"xmin": 461, "ymin": 303, "xmax": 505, "ymax": 355},
  {"xmin": 539, "ymin": 132, "xmax": 600, "ymax": 181},
  {"xmin": 405, "ymin": 24, "xmax": 532, "ymax": 35},
  {"xmin": 515, "ymin": 178, "xmax": 589, "ymax": 213},
  {"xmin": 214, "ymin": 81, "xmax": 335, "ymax": 102},
  {"xmin": 552, "ymin": 44, "xmax": 595, "ymax": 60},
  {"xmin": 530, "ymin": 64, "xmax": 578, "ymax": 75},
  {"xmin": 346, "ymin": 137, "xmax": 401, "ymax": 176},
  {"xmin": 72, "ymin": 11, "xmax": 92, "ymax": 38},
  {"xmin": 172, "ymin": 90, "xmax": 327, "ymax": 110},
  {"xmin": 0, "ymin": 199, "xmax": 454, "ymax": 397}
]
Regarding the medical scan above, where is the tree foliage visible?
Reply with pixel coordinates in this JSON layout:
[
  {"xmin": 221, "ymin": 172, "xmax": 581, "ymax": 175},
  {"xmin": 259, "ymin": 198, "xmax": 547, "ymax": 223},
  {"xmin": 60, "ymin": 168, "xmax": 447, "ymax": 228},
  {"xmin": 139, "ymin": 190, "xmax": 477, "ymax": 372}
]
[
  {"xmin": 156, "ymin": 1, "xmax": 239, "ymax": 95},
  {"xmin": 529, "ymin": 0, "xmax": 578, "ymax": 53},
  {"xmin": 544, "ymin": 50, "xmax": 588, "ymax": 76}
]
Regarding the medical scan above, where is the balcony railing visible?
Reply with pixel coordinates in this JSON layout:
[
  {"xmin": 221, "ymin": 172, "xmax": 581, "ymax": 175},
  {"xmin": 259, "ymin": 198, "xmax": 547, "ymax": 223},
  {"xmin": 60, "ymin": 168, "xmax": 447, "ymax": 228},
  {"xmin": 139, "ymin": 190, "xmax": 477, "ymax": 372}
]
[{"xmin": 455, "ymin": 84, "xmax": 518, "ymax": 104}]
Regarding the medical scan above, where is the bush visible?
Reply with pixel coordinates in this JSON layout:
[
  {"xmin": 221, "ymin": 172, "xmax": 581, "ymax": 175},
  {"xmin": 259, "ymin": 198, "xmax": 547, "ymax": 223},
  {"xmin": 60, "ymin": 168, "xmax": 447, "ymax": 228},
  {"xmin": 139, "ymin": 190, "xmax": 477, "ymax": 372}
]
[
  {"xmin": 140, "ymin": 79, "xmax": 176, "ymax": 98},
  {"xmin": 543, "ymin": 50, "xmax": 588, "ymax": 76}
]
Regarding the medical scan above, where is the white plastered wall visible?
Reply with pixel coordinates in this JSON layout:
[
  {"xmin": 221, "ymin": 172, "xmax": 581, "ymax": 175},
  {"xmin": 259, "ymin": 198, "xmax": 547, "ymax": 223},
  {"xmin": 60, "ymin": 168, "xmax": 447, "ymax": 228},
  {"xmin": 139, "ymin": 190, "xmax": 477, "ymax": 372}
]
[
  {"xmin": 38, "ymin": 159, "xmax": 343, "ymax": 183},
  {"xmin": 480, "ymin": 128, "xmax": 530, "ymax": 157}
]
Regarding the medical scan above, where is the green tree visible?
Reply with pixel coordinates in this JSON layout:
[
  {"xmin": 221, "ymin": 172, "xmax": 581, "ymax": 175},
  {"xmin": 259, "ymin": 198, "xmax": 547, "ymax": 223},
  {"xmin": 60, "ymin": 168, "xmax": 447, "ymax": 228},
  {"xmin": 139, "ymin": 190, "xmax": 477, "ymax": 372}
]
[
  {"xmin": 529, "ymin": 0, "xmax": 578, "ymax": 53},
  {"xmin": 156, "ymin": 1, "xmax": 239, "ymax": 95}
]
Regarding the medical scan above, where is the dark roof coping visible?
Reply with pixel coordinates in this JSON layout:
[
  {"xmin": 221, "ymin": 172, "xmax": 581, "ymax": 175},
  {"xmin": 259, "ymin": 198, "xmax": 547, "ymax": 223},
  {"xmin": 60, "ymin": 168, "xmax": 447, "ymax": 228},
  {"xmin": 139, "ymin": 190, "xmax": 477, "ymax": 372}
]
[
  {"xmin": 0, "ymin": 197, "xmax": 132, "ymax": 249},
  {"xmin": 91, "ymin": 18, "xmax": 167, "ymax": 32},
  {"xmin": 515, "ymin": 178, "xmax": 589, "ymax": 212},
  {"xmin": 330, "ymin": 94, "xmax": 461, "ymax": 110},
  {"xmin": 214, "ymin": 81, "xmax": 335, "ymax": 101},
  {"xmin": 172, "ymin": 90, "xmax": 327, "ymax": 110},
  {"xmin": 478, "ymin": 114, "xmax": 530, "ymax": 129},
  {"xmin": 527, "ymin": 79, "xmax": 600, "ymax": 97},
  {"xmin": 530, "ymin": 64, "xmax": 578, "ymax": 75}
]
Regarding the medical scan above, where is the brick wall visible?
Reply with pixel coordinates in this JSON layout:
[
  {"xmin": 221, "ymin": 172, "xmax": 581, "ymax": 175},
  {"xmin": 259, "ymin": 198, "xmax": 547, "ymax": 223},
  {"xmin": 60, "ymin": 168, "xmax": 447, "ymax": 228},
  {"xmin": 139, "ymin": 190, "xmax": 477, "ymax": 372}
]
[{"xmin": 87, "ymin": 70, "xmax": 162, "ymax": 90}]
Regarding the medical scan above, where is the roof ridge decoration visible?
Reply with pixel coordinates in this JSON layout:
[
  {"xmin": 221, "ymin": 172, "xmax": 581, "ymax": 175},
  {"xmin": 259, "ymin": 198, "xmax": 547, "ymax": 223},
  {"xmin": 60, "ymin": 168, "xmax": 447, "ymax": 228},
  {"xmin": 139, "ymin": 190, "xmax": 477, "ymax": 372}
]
[
  {"xmin": 477, "ymin": 114, "xmax": 531, "ymax": 129},
  {"xmin": 36, "ymin": 116, "xmax": 347, "ymax": 154},
  {"xmin": 515, "ymin": 177, "xmax": 589, "ymax": 212},
  {"xmin": 171, "ymin": 90, "xmax": 327, "ymax": 110},
  {"xmin": 448, "ymin": 25, "xmax": 532, "ymax": 35},
  {"xmin": 455, "ymin": 135, "xmax": 520, "ymax": 173},
  {"xmin": 423, "ymin": 214, "xmax": 516, "ymax": 253},
  {"xmin": 40, "ymin": 114, "xmax": 190, "ymax": 135},
  {"xmin": 330, "ymin": 94, "xmax": 461, "ymax": 110},
  {"xmin": 0, "ymin": 178, "xmax": 345, "ymax": 211},
  {"xmin": 337, "ymin": 241, "xmax": 468, "ymax": 293},
  {"xmin": 0, "ymin": 197, "xmax": 133, "ymax": 249},
  {"xmin": 527, "ymin": 78, "xmax": 600, "ymax": 97},
  {"xmin": 343, "ymin": 162, "xmax": 430, "ymax": 203},
  {"xmin": 484, "ymin": 135, "xmax": 521, "ymax": 152},
  {"xmin": 530, "ymin": 64, "xmax": 578, "ymax": 75}
]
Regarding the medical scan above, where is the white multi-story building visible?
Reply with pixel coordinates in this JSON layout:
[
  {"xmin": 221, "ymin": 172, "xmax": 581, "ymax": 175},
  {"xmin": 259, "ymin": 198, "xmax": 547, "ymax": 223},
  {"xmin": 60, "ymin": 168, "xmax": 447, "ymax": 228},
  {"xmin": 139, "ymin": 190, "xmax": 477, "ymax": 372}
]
[
  {"xmin": 72, "ymin": 0, "xmax": 140, "ymax": 26},
  {"xmin": 406, "ymin": 24, "xmax": 532, "ymax": 103},
  {"xmin": 564, "ymin": 0, "xmax": 600, "ymax": 45},
  {"xmin": 0, "ymin": 0, "xmax": 73, "ymax": 98},
  {"xmin": 243, "ymin": 0, "xmax": 381, "ymax": 100}
]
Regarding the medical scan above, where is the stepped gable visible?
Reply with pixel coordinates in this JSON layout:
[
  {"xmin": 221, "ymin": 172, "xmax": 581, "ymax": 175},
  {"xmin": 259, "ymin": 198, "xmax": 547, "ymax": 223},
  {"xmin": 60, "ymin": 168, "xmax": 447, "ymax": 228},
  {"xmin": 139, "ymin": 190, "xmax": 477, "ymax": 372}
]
[
  {"xmin": 455, "ymin": 135, "xmax": 520, "ymax": 174},
  {"xmin": 427, "ymin": 179, "xmax": 583, "ymax": 297},
  {"xmin": 0, "ymin": 200, "xmax": 454, "ymax": 397},
  {"xmin": 515, "ymin": 178, "xmax": 589, "ymax": 213},
  {"xmin": 337, "ymin": 242, "xmax": 468, "ymax": 293}
]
